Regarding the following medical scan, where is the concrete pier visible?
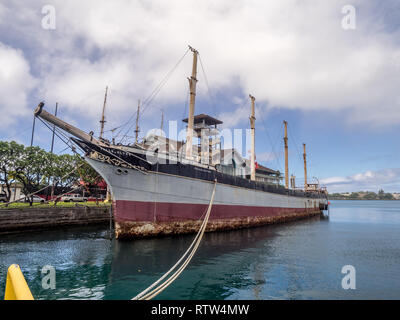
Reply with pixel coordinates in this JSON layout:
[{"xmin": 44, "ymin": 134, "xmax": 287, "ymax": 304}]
[{"xmin": 0, "ymin": 206, "xmax": 111, "ymax": 235}]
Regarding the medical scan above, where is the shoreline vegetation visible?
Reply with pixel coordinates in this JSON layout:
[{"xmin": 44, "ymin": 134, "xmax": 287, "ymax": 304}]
[
  {"xmin": 0, "ymin": 201, "xmax": 111, "ymax": 210},
  {"xmin": 0, "ymin": 140, "xmax": 104, "ymax": 206},
  {"xmin": 329, "ymin": 190, "xmax": 399, "ymax": 200}
]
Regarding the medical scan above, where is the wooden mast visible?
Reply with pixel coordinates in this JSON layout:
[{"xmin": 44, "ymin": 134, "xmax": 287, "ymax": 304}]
[
  {"xmin": 303, "ymin": 143, "xmax": 308, "ymax": 191},
  {"xmin": 135, "ymin": 100, "xmax": 140, "ymax": 144},
  {"xmin": 283, "ymin": 121, "xmax": 289, "ymax": 189},
  {"xmin": 249, "ymin": 95, "xmax": 256, "ymax": 181},
  {"xmin": 186, "ymin": 46, "xmax": 199, "ymax": 159},
  {"xmin": 160, "ymin": 109, "xmax": 164, "ymax": 132},
  {"xmin": 99, "ymin": 86, "xmax": 108, "ymax": 139}
]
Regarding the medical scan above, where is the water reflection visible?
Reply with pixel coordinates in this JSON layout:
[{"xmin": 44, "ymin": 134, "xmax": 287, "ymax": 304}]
[
  {"xmin": 1, "ymin": 201, "xmax": 400, "ymax": 300},
  {"xmin": 105, "ymin": 217, "xmax": 322, "ymax": 300},
  {"xmin": 0, "ymin": 226, "xmax": 113, "ymax": 300}
]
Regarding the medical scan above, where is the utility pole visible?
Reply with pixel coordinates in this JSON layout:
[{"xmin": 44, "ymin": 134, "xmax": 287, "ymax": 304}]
[
  {"xmin": 49, "ymin": 103, "xmax": 58, "ymax": 201},
  {"xmin": 30, "ymin": 115, "xmax": 36, "ymax": 147},
  {"xmin": 303, "ymin": 143, "xmax": 308, "ymax": 192},
  {"xmin": 99, "ymin": 86, "xmax": 108, "ymax": 139},
  {"xmin": 283, "ymin": 121, "xmax": 289, "ymax": 189},
  {"xmin": 249, "ymin": 95, "xmax": 256, "ymax": 181},
  {"xmin": 186, "ymin": 46, "xmax": 199, "ymax": 159},
  {"xmin": 50, "ymin": 103, "xmax": 58, "ymax": 153},
  {"xmin": 135, "ymin": 100, "xmax": 140, "ymax": 144}
]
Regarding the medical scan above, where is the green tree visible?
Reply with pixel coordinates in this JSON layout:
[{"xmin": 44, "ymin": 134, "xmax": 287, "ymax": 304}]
[
  {"xmin": 0, "ymin": 141, "xmax": 24, "ymax": 203},
  {"xmin": 44, "ymin": 153, "xmax": 81, "ymax": 203},
  {"xmin": 14, "ymin": 146, "xmax": 52, "ymax": 206},
  {"xmin": 75, "ymin": 155, "xmax": 103, "ymax": 193},
  {"xmin": 381, "ymin": 192, "xmax": 394, "ymax": 200},
  {"xmin": 49, "ymin": 153, "xmax": 80, "ymax": 189},
  {"xmin": 364, "ymin": 192, "xmax": 378, "ymax": 200},
  {"xmin": 350, "ymin": 192, "xmax": 360, "ymax": 199},
  {"xmin": 0, "ymin": 140, "xmax": 105, "ymax": 205}
]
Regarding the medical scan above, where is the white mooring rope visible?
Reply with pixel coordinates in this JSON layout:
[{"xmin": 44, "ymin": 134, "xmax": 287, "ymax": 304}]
[{"xmin": 132, "ymin": 180, "xmax": 217, "ymax": 300}]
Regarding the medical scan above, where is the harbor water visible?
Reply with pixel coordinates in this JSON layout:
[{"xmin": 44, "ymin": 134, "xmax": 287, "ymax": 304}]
[{"xmin": 1, "ymin": 200, "xmax": 399, "ymax": 300}]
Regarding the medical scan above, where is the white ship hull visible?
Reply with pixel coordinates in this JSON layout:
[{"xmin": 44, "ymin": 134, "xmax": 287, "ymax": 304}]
[{"xmin": 86, "ymin": 158, "xmax": 326, "ymax": 239}]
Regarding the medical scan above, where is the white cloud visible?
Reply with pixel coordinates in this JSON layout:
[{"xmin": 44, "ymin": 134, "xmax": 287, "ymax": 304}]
[
  {"xmin": 0, "ymin": 43, "xmax": 37, "ymax": 128},
  {"xmin": 218, "ymin": 102, "xmax": 250, "ymax": 128},
  {"xmin": 257, "ymin": 151, "xmax": 280, "ymax": 163},
  {"xmin": 1, "ymin": 0, "xmax": 400, "ymax": 132},
  {"xmin": 321, "ymin": 168, "xmax": 400, "ymax": 192}
]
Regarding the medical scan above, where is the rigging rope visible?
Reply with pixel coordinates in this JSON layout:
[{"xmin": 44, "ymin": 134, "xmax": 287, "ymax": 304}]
[
  {"xmin": 132, "ymin": 180, "xmax": 217, "ymax": 300},
  {"xmin": 115, "ymin": 48, "xmax": 190, "ymax": 143},
  {"xmin": 287, "ymin": 123, "xmax": 306, "ymax": 179},
  {"xmin": 255, "ymin": 105, "xmax": 283, "ymax": 174},
  {"xmin": 179, "ymin": 86, "xmax": 190, "ymax": 134},
  {"xmin": 198, "ymin": 55, "xmax": 217, "ymax": 116},
  {"xmin": 38, "ymin": 116, "xmax": 149, "ymax": 177},
  {"xmin": 37, "ymin": 117, "xmax": 77, "ymax": 153},
  {"xmin": 140, "ymin": 48, "xmax": 190, "ymax": 116}
]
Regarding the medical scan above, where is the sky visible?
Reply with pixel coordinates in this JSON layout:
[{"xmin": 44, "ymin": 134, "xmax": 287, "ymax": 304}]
[{"xmin": 0, "ymin": 0, "xmax": 399, "ymax": 193}]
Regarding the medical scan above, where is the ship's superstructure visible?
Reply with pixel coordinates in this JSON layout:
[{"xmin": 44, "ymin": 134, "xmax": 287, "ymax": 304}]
[{"xmin": 34, "ymin": 46, "xmax": 328, "ymax": 239}]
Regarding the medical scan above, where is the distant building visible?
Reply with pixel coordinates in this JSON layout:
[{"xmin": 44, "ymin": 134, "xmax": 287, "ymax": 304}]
[
  {"xmin": 218, "ymin": 148, "xmax": 282, "ymax": 185},
  {"xmin": 0, "ymin": 183, "xmax": 23, "ymax": 201},
  {"xmin": 392, "ymin": 193, "xmax": 400, "ymax": 200}
]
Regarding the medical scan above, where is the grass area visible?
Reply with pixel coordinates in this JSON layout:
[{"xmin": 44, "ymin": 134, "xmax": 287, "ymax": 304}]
[{"xmin": 0, "ymin": 201, "xmax": 112, "ymax": 210}]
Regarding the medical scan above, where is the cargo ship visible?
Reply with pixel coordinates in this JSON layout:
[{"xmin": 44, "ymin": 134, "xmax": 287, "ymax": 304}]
[{"xmin": 34, "ymin": 47, "xmax": 328, "ymax": 239}]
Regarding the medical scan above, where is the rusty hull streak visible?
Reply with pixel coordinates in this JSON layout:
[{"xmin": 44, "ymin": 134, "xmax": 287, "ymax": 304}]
[{"xmin": 115, "ymin": 209, "xmax": 323, "ymax": 239}]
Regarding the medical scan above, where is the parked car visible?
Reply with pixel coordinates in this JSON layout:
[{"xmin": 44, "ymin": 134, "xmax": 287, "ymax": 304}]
[
  {"xmin": 60, "ymin": 194, "xmax": 88, "ymax": 203},
  {"xmin": 31, "ymin": 195, "xmax": 45, "ymax": 203},
  {"xmin": 0, "ymin": 193, "xmax": 7, "ymax": 203},
  {"xmin": 20, "ymin": 194, "xmax": 45, "ymax": 203}
]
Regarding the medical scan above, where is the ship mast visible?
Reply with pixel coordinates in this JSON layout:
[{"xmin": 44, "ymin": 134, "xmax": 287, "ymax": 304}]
[
  {"xmin": 249, "ymin": 95, "xmax": 256, "ymax": 181},
  {"xmin": 303, "ymin": 143, "xmax": 308, "ymax": 191},
  {"xmin": 160, "ymin": 109, "xmax": 164, "ymax": 132},
  {"xmin": 99, "ymin": 86, "xmax": 108, "ymax": 139},
  {"xmin": 186, "ymin": 46, "xmax": 199, "ymax": 159},
  {"xmin": 283, "ymin": 121, "xmax": 289, "ymax": 189},
  {"xmin": 135, "ymin": 100, "xmax": 140, "ymax": 144}
]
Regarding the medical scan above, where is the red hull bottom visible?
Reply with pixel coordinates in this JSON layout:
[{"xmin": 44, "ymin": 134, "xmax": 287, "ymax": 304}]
[{"xmin": 113, "ymin": 200, "xmax": 322, "ymax": 239}]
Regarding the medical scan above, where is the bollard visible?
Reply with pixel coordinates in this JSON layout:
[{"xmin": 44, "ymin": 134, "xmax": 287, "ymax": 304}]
[{"xmin": 4, "ymin": 264, "xmax": 34, "ymax": 300}]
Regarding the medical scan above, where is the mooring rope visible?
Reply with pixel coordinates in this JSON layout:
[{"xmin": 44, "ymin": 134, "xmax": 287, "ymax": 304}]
[{"xmin": 132, "ymin": 180, "xmax": 217, "ymax": 300}]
